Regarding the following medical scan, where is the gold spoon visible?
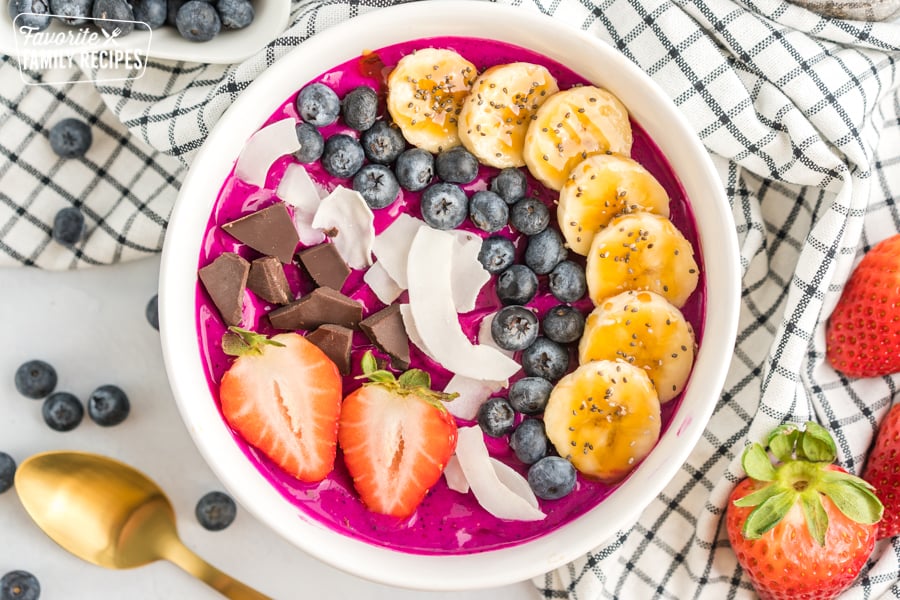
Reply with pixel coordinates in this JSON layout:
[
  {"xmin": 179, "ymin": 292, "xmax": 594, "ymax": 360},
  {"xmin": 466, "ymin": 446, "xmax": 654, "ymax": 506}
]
[{"xmin": 14, "ymin": 450, "xmax": 271, "ymax": 600}]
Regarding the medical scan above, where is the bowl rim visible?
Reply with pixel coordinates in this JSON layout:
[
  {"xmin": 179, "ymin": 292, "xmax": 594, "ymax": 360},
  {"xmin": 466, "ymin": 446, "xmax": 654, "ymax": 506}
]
[{"xmin": 159, "ymin": 1, "xmax": 741, "ymax": 591}]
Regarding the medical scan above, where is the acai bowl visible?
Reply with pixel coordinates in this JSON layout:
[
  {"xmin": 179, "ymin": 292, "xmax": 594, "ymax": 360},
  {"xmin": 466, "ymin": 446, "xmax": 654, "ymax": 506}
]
[{"xmin": 160, "ymin": 1, "xmax": 741, "ymax": 591}]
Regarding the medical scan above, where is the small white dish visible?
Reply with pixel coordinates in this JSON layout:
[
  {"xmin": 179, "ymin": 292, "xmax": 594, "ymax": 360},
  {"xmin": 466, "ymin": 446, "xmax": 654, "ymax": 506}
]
[{"xmin": 0, "ymin": 0, "xmax": 290, "ymax": 65}]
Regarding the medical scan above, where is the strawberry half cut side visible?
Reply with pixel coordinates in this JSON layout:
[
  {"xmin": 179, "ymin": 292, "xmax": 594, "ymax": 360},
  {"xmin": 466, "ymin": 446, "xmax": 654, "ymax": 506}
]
[
  {"xmin": 338, "ymin": 351, "xmax": 459, "ymax": 518},
  {"xmin": 219, "ymin": 327, "xmax": 343, "ymax": 483}
]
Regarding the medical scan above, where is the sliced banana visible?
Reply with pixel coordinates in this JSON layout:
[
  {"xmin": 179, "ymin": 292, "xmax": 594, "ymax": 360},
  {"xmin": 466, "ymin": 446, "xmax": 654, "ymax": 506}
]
[
  {"xmin": 522, "ymin": 85, "xmax": 633, "ymax": 191},
  {"xmin": 386, "ymin": 48, "xmax": 478, "ymax": 154},
  {"xmin": 558, "ymin": 153, "xmax": 671, "ymax": 256},
  {"xmin": 543, "ymin": 359, "xmax": 661, "ymax": 483},
  {"xmin": 585, "ymin": 211, "xmax": 698, "ymax": 308},
  {"xmin": 579, "ymin": 290, "xmax": 695, "ymax": 403},
  {"xmin": 457, "ymin": 62, "xmax": 559, "ymax": 169}
]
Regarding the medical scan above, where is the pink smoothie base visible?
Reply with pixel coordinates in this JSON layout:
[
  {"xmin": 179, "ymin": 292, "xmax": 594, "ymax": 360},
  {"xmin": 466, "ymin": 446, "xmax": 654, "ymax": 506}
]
[{"xmin": 195, "ymin": 36, "xmax": 706, "ymax": 555}]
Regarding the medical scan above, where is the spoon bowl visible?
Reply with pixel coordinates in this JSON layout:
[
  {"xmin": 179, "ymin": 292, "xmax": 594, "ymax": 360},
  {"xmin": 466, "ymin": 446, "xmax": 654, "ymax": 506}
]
[{"xmin": 15, "ymin": 450, "xmax": 270, "ymax": 600}]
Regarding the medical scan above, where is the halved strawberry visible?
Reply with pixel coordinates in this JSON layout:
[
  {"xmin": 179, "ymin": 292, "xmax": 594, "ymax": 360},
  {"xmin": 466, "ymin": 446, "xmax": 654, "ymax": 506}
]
[
  {"xmin": 219, "ymin": 327, "xmax": 342, "ymax": 483},
  {"xmin": 338, "ymin": 352, "xmax": 458, "ymax": 518}
]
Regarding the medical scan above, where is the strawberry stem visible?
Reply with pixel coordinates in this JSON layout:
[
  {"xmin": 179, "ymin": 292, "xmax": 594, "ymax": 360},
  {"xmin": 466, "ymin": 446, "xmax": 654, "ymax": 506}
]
[
  {"xmin": 222, "ymin": 327, "xmax": 285, "ymax": 357},
  {"xmin": 355, "ymin": 350, "xmax": 458, "ymax": 407}
]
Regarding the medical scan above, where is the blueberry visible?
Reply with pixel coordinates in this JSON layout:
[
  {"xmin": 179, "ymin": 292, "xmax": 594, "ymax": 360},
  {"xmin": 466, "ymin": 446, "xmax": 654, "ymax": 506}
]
[
  {"xmin": 491, "ymin": 167, "xmax": 527, "ymax": 204},
  {"xmin": 420, "ymin": 182, "xmax": 468, "ymax": 230},
  {"xmin": 88, "ymin": 384, "xmax": 130, "ymax": 427},
  {"xmin": 293, "ymin": 122, "xmax": 324, "ymax": 164},
  {"xmin": 524, "ymin": 228, "xmax": 567, "ymax": 275},
  {"xmin": 341, "ymin": 86, "xmax": 378, "ymax": 132},
  {"xmin": 215, "ymin": 0, "xmax": 253, "ymax": 29},
  {"xmin": 42, "ymin": 392, "xmax": 83, "ymax": 432},
  {"xmin": 542, "ymin": 304, "xmax": 585, "ymax": 344},
  {"xmin": 510, "ymin": 419, "xmax": 549, "ymax": 465},
  {"xmin": 8, "ymin": 0, "xmax": 51, "ymax": 31},
  {"xmin": 14, "ymin": 359, "xmax": 57, "ymax": 399},
  {"xmin": 0, "ymin": 570, "xmax": 40, "ymax": 600},
  {"xmin": 130, "ymin": 0, "xmax": 166, "ymax": 28},
  {"xmin": 528, "ymin": 456, "xmax": 576, "ymax": 500},
  {"xmin": 477, "ymin": 397, "xmax": 516, "ymax": 438},
  {"xmin": 549, "ymin": 260, "xmax": 587, "ymax": 303},
  {"xmin": 496, "ymin": 264, "xmax": 538, "ymax": 305},
  {"xmin": 491, "ymin": 305, "xmax": 538, "ymax": 351},
  {"xmin": 509, "ymin": 197, "xmax": 550, "ymax": 236},
  {"xmin": 477, "ymin": 236, "xmax": 515, "ymax": 274},
  {"xmin": 360, "ymin": 120, "xmax": 405, "ymax": 164},
  {"xmin": 394, "ymin": 148, "xmax": 434, "ymax": 191},
  {"xmin": 435, "ymin": 146, "xmax": 478, "ymax": 184},
  {"xmin": 0, "ymin": 452, "xmax": 15, "ymax": 494},
  {"xmin": 92, "ymin": 0, "xmax": 136, "ymax": 36},
  {"xmin": 146, "ymin": 294, "xmax": 159, "ymax": 330},
  {"xmin": 49, "ymin": 118, "xmax": 92, "ymax": 159},
  {"xmin": 521, "ymin": 337, "xmax": 569, "ymax": 381},
  {"xmin": 508, "ymin": 376, "xmax": 553, "ymax": 414},
  {"xmin": 175, "ymin": 0, "xmax": 220, "ymax": 41},
  {"xmin": 195, "ymin": 491, "xmax": 237, "ymax": 531},
  {"xmin": 468, "ymin": 190, "xmax": 509, "ymax": 233},
  {"xmin": 50, "ymin": 0, "xmax": 92, "ymax": 26},
  {"xmin": 321, "ymin": 134, "xmax": 364, "ymax": 178},
  {"xmin": 296, "ymin": 82, "xmax": 340, "ymax": 127},
  {"xmin": 52, "ymin": 207, "xmax": 85, "ymax": 247},
  {"xmin": 353, "ymin": 164, "xmax": 400, "ymax": 209}
]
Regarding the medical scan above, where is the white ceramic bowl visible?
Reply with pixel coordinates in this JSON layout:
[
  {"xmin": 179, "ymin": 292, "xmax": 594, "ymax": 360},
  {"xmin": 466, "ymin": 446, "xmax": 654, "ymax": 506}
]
[{"xmin": 160, "ymin": 1, "xmax": 741, "ymax": 591}]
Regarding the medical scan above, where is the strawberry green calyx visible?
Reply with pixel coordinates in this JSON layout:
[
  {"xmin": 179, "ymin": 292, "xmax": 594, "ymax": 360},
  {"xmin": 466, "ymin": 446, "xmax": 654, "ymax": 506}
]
[
  {"xmin": 222, "ymin": 326, "xmax": 286, "ymax": 357},
  {"xmin": 356, "ymin": 350, "xmax": 458, "ymax": 409},
  {"xmin": 735, "ymin": 422, "xmax": 883, "ymax": 546}
]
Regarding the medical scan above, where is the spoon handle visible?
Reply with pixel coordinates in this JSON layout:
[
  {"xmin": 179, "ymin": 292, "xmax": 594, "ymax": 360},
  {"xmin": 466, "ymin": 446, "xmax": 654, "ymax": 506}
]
[{"xmin": 163, "ymin": 538, "xmax": 272, "ymax": 600}]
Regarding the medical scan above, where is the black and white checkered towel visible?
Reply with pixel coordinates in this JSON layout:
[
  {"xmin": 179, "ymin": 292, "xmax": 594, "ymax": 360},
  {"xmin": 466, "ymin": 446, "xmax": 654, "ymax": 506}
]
[{"xmin": 3, "ymin": 0, "xmax": 900, "ymax": 597}]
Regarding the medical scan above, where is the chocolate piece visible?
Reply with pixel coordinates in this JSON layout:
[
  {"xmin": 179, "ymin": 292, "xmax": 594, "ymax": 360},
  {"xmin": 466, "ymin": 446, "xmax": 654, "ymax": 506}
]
[
  {"xmin": 306, "ymin": 324, "xmax": 354, "ymax": 375},
  {"xmin": 247, "ymin": 256, "xmax": 292, "ymax": 305},
  {"xmin": 359, "ymin": 304, "xmax": 410, "ymax": 370},
  {"xmin": 297, "ymin": 243, "xmax": 351, "ymax": 291},
  {"xmin": 221, "ymin": 202, "xmax": 299, "ymax": 264},
  {"xmin": 198, "ymin": 252, "xmax": 250, "ymax": 326},
  {"xmin": 268, "ymin": 287, "xmax": 363, "ymax": 331}
]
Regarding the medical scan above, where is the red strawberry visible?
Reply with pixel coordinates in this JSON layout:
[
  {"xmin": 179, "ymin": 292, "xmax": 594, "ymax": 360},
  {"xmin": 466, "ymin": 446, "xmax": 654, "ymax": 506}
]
[
  {"xmin": 863, "ymin": 404, "xmax": 900, "ymax": 539},
  {"xmin": 826, "ymin": 233, "xmax": 900, "ymax": 378},
  {"xmin": 219, "ymin": 328, "xmax": 342, "ymax": 483},
  {"xmin": 338, "ymin": 351, "xmax": 458, "ymax": 518},
  {"xmin": 725, "ymin": 422, "xmax": 882, "ymax": 600}
]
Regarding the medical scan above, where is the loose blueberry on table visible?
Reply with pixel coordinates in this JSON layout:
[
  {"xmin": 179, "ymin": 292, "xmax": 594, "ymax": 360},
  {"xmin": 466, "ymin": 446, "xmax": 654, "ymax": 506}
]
[
  {"xmin": 14, "ymin": 359, "xmax": 57, "ymax": 400},
  {"xmin": 0, "ymin": 452, "xmax": 16, "ymax": 494},
  {"xmin": 195, "ymin": 490, "xmax": 237, "ymax": 531},
  {"xmin": 87, "ymin": 384, "xmax": 130, "ymax": 426},
  {"xmin": 0, "ymin": 570, "xmax": 40, "ymax": 600},
  {"xmin": 42, "ymin": 391, "xmax": 84, "ymax": 432}
]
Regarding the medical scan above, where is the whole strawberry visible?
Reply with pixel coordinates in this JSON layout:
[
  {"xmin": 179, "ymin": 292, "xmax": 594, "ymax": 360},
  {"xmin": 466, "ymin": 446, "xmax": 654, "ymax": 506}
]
[
  {"xmin": 726, "ymin": 423, "xmax": 882, "ymax": 600},
  {"xmin": 863, "ymin": 404, "xmax": 900, "ymax": 539},
  {"xmin": 826, "ymin": 233, "xmax": 900, "ymax": 378}
]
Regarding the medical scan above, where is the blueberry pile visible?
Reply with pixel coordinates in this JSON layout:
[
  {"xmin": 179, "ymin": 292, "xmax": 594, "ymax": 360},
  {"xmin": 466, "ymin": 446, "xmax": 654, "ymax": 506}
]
[{"xmin": 9, "ymin": 0, "xmax": 253, "ymax": 43}]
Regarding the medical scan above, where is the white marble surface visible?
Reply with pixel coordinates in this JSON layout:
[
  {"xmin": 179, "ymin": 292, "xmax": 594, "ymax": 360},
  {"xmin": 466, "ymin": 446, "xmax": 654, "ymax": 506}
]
[{"xmin": 0, "ymin": 256, "xmax": 537, "ymax": 600}]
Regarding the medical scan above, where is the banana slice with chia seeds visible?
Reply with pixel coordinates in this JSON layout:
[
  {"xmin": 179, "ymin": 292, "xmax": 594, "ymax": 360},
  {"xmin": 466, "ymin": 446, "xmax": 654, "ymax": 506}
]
[
  {"xmin": 585, "ymin": 211, "xmax": 699, "ymax": 308},
  {"xmin": 386, "ymin": 48, "xmax": 478, "ymax": 154},
  {"xmin": 558, "ymin": 153, "xmax": 671, "ymax": 256},
  {"xmin": 543, "ymin": 359, "xmax": 661, "ymax": 483},
  {"xmin": 457, "ymin": 62, "xmax": 559, "ymax": 169},
  {"xmin": 578, "ymin": 290, "xmax": 695, "ymax": 403},
  {"xmin": 522, "ymin": 85, "xmax": 633, "ymax": 191}
]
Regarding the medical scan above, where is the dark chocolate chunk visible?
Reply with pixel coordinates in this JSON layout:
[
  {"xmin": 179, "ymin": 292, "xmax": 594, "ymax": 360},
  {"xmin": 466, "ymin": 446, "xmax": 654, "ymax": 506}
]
[
  {"xmin": 359, "ymin": 304, "xmax": 410, "ymax": 370},
  {"xmin": 221, "ymin": 202, "xmax": 299, "ymax": 264},
  {"xmin": 297, "ymin": 243, "xmax": 351, "ymax": 291},
  {"xmin": 198, "ymin": 252, "xmax": 250, "ymax": 326},
  {"xmin": 247, "ymin": 256, "xmax": 292, "ymax": 305},
  {"xmin": 268, "ymin": 287, "xmax": 363, "ymax": 331},
  {"xmin": 306, "ymin": 324, "xmax": 354, "ymax": 375}
]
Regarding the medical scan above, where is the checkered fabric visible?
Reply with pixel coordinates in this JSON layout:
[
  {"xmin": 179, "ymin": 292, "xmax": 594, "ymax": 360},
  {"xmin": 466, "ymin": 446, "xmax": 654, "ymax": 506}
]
[{"xmin": 2, "ymin": 0, "xmax": 900, "ymax": 597}]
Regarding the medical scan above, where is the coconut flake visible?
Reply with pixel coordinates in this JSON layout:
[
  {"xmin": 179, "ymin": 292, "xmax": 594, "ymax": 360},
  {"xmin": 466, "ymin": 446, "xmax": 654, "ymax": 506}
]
[
  {"xmin": 364, "ymin": 261, "xmax": 403, "ymax": 305},
  {"xmin": 235, "ymin": 118, "xmax": 300, "ymax": 189},
  {"xmin": 443, "ymin": 455, "xmax": 469, "ymax": 493},
  {"xmin": 311, "ymin": 186, "xmax": 375, "ymax": 270},
  {"xmin": 276, "ymin": 163, "xmax": 326, "ymax": 246},
  {"xmin": 450, "ymin": 231, "xmax": 490, "ymax": 313},
  {"xmin": 399, "ymin": 303, "xmax": 438, "ymax": 362},
  {"xmin": 406, "ymin": 227, "xmax": 520, "ymax": 382},
  {"xmin": 442, "ymin": 374, "xmax": 506, "ymax": 420},
  {"xmin": 455, "ymin": 426, "xmax": 545, "ymax": 521},
  {"xmin": 372, "ymin": 214, "xmax": 424, "ymax": 289}
]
